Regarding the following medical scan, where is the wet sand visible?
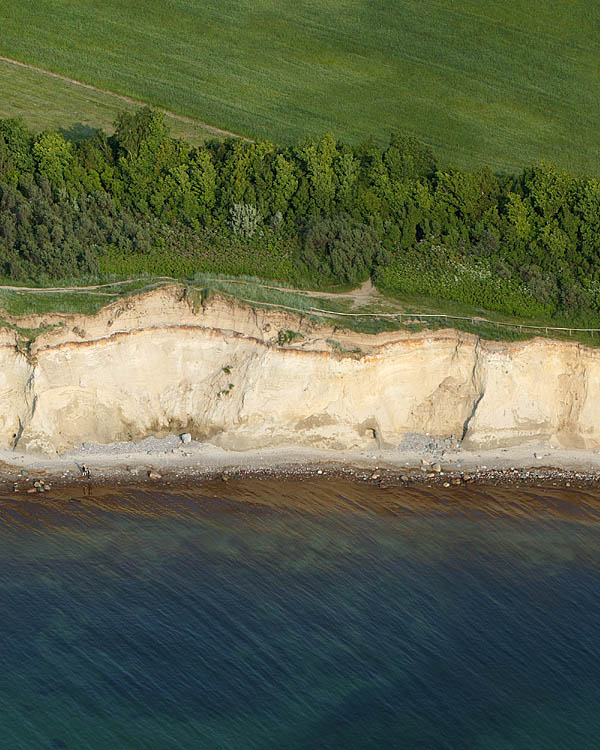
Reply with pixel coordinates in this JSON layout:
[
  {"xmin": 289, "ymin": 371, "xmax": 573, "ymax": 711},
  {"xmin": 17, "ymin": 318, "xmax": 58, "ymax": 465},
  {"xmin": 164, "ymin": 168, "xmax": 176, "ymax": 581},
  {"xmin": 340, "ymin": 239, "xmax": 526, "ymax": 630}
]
[{"xmin": 2, "ymin": 477, "xmax": 600, "ymax": 534}]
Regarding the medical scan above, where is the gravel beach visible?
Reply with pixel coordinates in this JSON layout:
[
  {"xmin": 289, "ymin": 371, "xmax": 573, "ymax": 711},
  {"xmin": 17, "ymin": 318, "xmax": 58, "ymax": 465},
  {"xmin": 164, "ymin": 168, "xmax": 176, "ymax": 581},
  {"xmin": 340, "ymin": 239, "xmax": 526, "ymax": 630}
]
[{"xmin": 3, "ymin": 434, "xmax": 600, "ymax": 495}]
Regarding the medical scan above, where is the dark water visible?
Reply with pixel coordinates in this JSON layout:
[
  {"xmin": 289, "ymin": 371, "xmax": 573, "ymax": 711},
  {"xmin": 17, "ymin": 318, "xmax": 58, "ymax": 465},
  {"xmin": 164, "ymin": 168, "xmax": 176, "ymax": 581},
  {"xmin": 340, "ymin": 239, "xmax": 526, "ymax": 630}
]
[{"xmin": 1, "ymin": 480, "xmax": 600, "ymax": 749}]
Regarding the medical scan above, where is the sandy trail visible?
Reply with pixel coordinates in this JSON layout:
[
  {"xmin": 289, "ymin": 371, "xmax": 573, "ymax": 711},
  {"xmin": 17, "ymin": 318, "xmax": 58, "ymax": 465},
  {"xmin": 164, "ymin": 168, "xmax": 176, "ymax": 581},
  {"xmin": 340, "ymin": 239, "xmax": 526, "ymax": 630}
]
[
  {"xmin": 4, "ymin": 276, "xmax": 599, "ymax": 332},
  {"xmin": 0, "ymin": 278, "xmax": 170, "ymax": 293},
  {"xmin": 234, "ymin": 278, "xmax": 389, "ymax": 308},
  {"xmin": 275, "ymin": 279, "xmax": 385, "ymax": 306},
  {"xmin": 0, "ymin": 276, "xmax": 393, "ymax": 308}
]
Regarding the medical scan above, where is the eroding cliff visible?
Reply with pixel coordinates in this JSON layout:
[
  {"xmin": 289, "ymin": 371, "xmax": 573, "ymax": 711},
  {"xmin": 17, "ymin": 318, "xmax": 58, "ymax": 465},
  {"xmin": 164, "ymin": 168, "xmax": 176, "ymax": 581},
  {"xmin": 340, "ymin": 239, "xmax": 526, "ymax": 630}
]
[{"xmin": 1, "ymin": 286, "xmax": 598, "ymax": 455}]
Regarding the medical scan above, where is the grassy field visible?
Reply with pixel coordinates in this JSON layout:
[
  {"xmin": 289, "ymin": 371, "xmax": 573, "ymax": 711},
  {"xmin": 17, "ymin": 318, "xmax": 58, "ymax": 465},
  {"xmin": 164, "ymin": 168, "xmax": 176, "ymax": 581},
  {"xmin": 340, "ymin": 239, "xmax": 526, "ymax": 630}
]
[
  {"xmin": 0, "ymin": 59, "xmax": 221, "ymax": 143},
  {"xmin": 1, "ymin": 1, "xmax": 599, "ymax": 173}
]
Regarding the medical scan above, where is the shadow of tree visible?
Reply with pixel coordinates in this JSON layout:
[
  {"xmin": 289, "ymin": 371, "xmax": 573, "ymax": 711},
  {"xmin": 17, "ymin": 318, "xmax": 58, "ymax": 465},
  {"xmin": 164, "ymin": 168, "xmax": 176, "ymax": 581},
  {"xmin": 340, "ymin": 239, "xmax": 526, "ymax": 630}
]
[{"xmin": 58, "ymin": 122, "xmax": 99, "ymax": 142}]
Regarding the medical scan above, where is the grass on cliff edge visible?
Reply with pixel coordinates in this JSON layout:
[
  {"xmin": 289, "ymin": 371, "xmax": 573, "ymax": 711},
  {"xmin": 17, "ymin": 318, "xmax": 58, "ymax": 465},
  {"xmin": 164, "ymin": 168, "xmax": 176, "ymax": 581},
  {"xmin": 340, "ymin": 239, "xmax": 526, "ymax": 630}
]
[
  {"xmin": 2, "ymin": 275, "xmax": 600, "ymax": 348},
  {"xmin": 1, "ymin": 0, "xmax": 599, "ymax": 173}
]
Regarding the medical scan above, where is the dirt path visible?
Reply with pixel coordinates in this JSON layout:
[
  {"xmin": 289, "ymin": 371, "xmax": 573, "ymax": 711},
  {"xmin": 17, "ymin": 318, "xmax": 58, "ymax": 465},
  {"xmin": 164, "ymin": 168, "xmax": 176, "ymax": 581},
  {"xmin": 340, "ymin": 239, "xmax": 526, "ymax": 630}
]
[
  {"xmin": 3, "ymin": 276, "xmax": 599, "ymax": 334},
  {"xmin": 0, "ymin": 277, "xmax": 388, "ymax": 305},
  {"xmin": 0, "ymin": 278, "xmax": 170, "ymax": 293},
  {"xmin": 0, "ymin": 55, "xmax": 248, "ymax": 141},
  {"xmin": 296, "ymin": 278, "xmax": 392, "ymax": 309},
  {"xmin": 206, "ymin": 277, "xmax": 391, "ymax": 309},
  {"xmin": 272, "ymin": 278, "xmax": 375, "ymax": 302}
]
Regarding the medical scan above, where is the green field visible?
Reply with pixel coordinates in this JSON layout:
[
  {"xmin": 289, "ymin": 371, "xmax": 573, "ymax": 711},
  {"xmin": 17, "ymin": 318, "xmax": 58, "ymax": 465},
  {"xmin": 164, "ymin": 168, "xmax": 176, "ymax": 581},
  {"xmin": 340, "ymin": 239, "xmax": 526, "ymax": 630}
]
[
  {"xmin": 1, "ymin": 0, "xmax": 599, "ymax": 173},
  {"xmin": 0, "ymin": 59, "xmax": 221, "ymax": 143}
]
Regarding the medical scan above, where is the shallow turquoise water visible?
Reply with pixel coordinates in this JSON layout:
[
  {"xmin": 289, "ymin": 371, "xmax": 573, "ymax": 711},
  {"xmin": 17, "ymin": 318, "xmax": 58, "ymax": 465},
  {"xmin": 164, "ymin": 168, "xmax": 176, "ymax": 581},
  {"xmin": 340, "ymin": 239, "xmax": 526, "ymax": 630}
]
[{"xmin": 1, "ymin": 482, "xmax": 600, "ymax": 749}]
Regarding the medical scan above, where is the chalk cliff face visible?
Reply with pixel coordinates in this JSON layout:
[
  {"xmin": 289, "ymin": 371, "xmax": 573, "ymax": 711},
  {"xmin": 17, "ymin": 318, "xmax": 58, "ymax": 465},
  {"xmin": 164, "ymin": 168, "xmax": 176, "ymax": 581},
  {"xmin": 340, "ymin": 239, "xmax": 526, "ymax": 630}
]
[{"xmin": 0, "ymin": 286, "xmax": 598, "ymax": 454}]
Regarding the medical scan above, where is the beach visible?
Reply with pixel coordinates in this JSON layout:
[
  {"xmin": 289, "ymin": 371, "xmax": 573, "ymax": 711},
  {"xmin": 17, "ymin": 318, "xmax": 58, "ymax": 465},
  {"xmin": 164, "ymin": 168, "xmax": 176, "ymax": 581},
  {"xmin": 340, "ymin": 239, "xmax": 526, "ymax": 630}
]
[{"xmin": 4, "ymin": 437, "xmax": 600, "ymax": 494}]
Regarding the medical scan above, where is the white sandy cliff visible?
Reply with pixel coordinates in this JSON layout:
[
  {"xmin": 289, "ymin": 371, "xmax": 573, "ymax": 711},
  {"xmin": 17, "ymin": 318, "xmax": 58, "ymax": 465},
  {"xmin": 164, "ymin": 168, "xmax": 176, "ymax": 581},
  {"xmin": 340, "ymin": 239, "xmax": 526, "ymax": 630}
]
[{"xmin": 0, "ymin": 286, "xmax": 597, "ymax": 456}]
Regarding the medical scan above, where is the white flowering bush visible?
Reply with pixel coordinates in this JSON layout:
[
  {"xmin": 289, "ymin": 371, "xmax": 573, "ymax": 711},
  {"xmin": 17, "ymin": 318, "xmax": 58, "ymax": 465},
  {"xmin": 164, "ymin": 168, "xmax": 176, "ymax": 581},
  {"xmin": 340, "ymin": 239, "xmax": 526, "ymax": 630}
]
[
  {"xmin": 229, "ymin": 203, "xmax": 262, "ymax": 238},
  {"xmin": 375, "ymin": 243, "xmax": 553, "ymax": 318}
]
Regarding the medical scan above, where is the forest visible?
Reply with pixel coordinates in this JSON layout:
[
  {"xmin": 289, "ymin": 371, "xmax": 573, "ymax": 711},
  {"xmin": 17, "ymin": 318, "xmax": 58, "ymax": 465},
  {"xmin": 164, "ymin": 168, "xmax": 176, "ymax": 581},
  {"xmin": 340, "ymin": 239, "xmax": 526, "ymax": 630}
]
[{"xmin": 1, "ymin": 108, "xmax": 600, "ymax": 324}]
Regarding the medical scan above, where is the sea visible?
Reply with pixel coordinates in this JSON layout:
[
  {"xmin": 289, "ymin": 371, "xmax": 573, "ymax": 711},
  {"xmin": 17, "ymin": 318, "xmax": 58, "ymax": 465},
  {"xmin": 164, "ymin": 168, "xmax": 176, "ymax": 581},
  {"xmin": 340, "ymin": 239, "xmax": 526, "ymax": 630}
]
[{"xmin": 1, "ymin": 478, "xmax": 600, "ymax": 749}]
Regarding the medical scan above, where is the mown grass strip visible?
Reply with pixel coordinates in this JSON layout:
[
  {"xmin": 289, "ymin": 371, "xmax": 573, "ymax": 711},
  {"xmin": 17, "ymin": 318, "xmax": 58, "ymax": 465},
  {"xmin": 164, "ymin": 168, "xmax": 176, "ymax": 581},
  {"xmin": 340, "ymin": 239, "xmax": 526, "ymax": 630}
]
[{"xmin": 0, "ymin": 58, "xmax": 223, "ymax": 143}]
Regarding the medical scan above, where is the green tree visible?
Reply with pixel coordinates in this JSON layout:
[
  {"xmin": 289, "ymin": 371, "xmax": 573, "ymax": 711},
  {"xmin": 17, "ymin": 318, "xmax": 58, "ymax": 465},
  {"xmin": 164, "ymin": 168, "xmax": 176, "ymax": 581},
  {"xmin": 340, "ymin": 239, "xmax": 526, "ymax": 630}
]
[
  {"xmin": 0, "ymin": 118, "xmax": 34, "ymax": 183},
  {"xmin": 301, "ymin": 216, "xmax": 381, "ymax": 284},
  {"xmin": 189, "ymin": 147, "xmax": 217, "ymax": 223},
  {"xmin": 32, "ymin": 131, "xmax": 74, "ymax": 187},
  {"xmin": 295, "ymin": 134, "xmax": 337, "ymax": 215},
  {"xmin": 218, "ymin": 139, "xmax": 253, "ymax": 210},
  {"xmin": 114, "ymin": 107, "xmax": 181, "ymax": 214},
  {"xmin": 384, "ymin": 132, "xmax": 437, "ymax": 182},
  {"xmin": 272, "ymin": 153, "xmax": 298, "ymax": 217}
]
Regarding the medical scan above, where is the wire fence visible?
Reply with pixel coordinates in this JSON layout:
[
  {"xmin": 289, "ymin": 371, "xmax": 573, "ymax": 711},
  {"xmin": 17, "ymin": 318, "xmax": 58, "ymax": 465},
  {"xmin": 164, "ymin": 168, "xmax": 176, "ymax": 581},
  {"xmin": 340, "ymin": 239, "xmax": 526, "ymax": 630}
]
[
  {"xmin": 239, "ymin": 298, "xmax": 599, "ymax": 338},
  {"xmin": 3, "ymin": 275, "xmax": 598, "ymax": 338}
]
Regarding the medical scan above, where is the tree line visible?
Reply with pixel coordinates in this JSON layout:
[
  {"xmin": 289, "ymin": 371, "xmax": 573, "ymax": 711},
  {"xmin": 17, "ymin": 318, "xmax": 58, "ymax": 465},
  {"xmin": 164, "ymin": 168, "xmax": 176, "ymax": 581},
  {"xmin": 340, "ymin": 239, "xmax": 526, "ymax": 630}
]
[{"xmin": 1, "ymin": 107, "xmax": 600, "ymax": 322}]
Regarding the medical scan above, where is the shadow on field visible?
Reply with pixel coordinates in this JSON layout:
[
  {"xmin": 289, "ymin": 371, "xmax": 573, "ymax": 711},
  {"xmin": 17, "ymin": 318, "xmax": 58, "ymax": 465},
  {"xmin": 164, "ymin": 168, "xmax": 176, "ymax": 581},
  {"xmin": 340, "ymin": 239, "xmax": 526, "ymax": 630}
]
[{"xmin": 59, "ymin": 122, "xmax": 98, "ymax": 142}]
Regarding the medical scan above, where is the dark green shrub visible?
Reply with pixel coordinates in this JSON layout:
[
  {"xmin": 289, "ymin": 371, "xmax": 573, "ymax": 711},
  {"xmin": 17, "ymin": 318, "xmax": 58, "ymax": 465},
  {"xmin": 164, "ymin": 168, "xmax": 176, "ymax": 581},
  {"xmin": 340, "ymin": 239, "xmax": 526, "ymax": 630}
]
[{"xmin": 300, "ymin": 216, "xmax": 381, "ymax": 285}]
